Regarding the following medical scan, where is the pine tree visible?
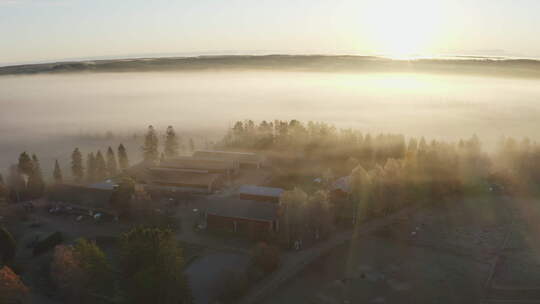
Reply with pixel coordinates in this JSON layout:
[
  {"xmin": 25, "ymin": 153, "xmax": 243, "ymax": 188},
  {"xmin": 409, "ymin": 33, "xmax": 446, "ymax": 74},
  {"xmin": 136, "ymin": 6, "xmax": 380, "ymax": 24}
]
[
  {"xmin": 106, "ymin": 147, "xmax": 118, "ymax": 176},
  {"xmin": 118, "ymin": 144, "xmax": 129, "ymax": 170},
  {"xmin": 86, "ymin": 153, "xmax": 96, "ymax": 183},
  {"xmin": 164, "ymin": 125, "xmax": 179, "ymax": 158},
  {"xmin": 28, "ymin": 154, "xmax": 45, "ymax": 198},
  {"xmin": 95, "ymin": 151, "xmax": 107, "ymax": 181},
  {"xmin": 17, "ymin": 152, "xmax": 33, "ymax": 176},
  {"xmin": 7, "ymin": 165, "xmax": 24, "ymax": 202},
  {"xmin": 53, "ymin": 160, "xmax": 63, "ymax": 184},
  {"xmin": 142, "ymin": 125, "xmax": 159, "ymax": 162},
  {"xmin": 71, "ymin": 148, "xmax": 84, "ymax": 183}
]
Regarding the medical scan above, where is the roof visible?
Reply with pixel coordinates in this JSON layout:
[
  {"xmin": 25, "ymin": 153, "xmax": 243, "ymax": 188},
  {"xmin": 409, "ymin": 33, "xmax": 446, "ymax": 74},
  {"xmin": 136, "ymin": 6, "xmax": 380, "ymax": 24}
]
[
  {"xmin": 160, "ymin": 156, "xmax": 237, "ymax": 171},
  {"xmin": 238, "ymin": 185, "xmax": 284, "ymax": 198},
  {"xmin": 193, "ymin": 150, "xmax": 263, "ymax": 163},
  {"xmin": 48, "ymin": 184, "xmax": 114, "ymax": 209},
  {"xmin": 87, "ymin": 180, "xmax": 118, "ymax": 190},
  {"xmin": 205, "ymin": 198, "xmax": 278, "ymax": 221},
  {"xmin": 147, "ymin": 169, "xmax": 220, "ymax": 187},
  {"xmin": 332, "ymin": 176, "xmax": 352, "ymax": 193}
]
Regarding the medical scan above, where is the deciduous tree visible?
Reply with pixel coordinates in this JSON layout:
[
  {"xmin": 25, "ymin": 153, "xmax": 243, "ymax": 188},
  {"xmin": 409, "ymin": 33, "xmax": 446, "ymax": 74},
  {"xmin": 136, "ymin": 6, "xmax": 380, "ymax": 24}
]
[{"xmin": 120, "ymin": 227, "xmax": 191, "ymax": 304}]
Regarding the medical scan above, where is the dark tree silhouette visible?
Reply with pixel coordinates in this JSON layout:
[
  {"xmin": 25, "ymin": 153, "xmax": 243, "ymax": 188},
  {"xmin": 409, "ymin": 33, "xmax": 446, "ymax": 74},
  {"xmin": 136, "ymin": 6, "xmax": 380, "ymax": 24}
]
[
  {"xmin": 142, "ymin": 125, "xmax": 159, "ymax": 162},
  {"xmin": 53, "ymin": 160, "xmax": 63, "ymax": 184},
  {"xmin": 71, "ymin": 148, "xmax": 84, "ymax": 183},
  {"xmin": 118, "ymin": 144, "xmax": 129, "ymax": 170},
  {"xmin": 94, "ymin": 151, "xmax": 107, "ymax": 181},
  {"xmin": 119, "ymin": 227, "xmax": 192, "ymax": 304},
  {"xmin": 27, "ymin": 154, "xmax": 45, "ymax": 198},
  {"xmin": 164, "ymin": 125, "xmax": 179, "ymax": 158},
  {"xmin": 86, "ymin": 153, "xmax": 96, "ymax": 183},
  {"xmin": 106, "ymin": 146, "xmax": 118, "ymax": 176}
]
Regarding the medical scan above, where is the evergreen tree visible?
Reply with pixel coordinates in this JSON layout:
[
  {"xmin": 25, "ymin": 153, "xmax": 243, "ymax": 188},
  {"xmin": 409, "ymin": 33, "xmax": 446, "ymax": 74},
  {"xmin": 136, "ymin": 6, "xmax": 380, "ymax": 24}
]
[
  {"xmin": 94, "ymin": 151, "xmax": 107, "ymax": 181},
  {"xmin": 86, "ymin": 153, "xmax": 96, "ymax": 183},
  {"xmin": 28, "ymin": 154, "xmax": 45, "ymax": 198},
  {"xmin": 142, "ymin": 125, "xmax": 159, "ymax": 162},
  {"xmin": 117, "ymin": 144, "xmax": 129, "ymax": 170},
  {"xmin": 71, "ymin": 148, "xmax": 84, "ymax": 183},
  {"xmin": 7, "ymin": 165, "xmax": 24, "ymax": 202},
  {"xmin": 53, "ymin": 160, "xmax": 63, "ymax": 184},
  {"xmin": 164, "ymin": 125, "xmax": 179, "ymax": 158},
  {"xmin": 106, "ymin": 147, "xmax": 118, "ymax": 176},
  {"xmin": 17, "ymin": 152, "xmax": 33, "ymax": 177}
]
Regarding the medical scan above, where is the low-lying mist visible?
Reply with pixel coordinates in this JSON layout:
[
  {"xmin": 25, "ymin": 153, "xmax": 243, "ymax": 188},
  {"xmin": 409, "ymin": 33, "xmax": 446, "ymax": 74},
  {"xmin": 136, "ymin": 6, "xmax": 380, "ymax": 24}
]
[{"xmin": 1, "ymin": 69, "xmax": 539, "ymax": 175}]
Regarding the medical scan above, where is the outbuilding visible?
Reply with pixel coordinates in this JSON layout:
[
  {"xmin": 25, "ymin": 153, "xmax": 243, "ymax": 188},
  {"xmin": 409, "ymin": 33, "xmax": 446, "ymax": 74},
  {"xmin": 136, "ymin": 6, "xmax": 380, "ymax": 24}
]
[
  {"xmin": 238, "ymin": 185, "xmax": 284, "ymax": 203},
  {"xmin": 193, "ymin": 150, "xmax": 265, "ymax": 168},
  {"xmin": 204, "ymin": 198, "xmax": 280, "ymax": 238}
]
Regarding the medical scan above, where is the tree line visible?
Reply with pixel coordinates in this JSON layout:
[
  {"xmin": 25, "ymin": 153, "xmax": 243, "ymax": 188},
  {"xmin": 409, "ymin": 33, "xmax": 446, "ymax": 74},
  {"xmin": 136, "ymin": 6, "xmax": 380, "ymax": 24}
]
[{"xmin": 141, "ymin": 125, "xmax": 195, "ymax": 163}]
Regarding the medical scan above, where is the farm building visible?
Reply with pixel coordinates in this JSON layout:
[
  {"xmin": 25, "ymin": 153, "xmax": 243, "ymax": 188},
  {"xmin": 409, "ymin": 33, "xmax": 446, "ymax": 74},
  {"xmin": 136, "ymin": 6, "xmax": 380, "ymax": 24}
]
[
  {"xmin": 331, "ymin": 176, "xmax": 352, "ymax": 198},
  {"xmin": 47, "ymin": 184, "xmax": 114, "ymax": 210},
  {"xmin": 145, "ymin": 167, "xmax": 224, "ymax": 193},
  {"xmin": 238, "ymin": 185, "xmax": 284, "ymax": 203},
  {"xmin": 204, "ymin": 198, "xmax": 280, "ymax": 238},
  {"xmin": 193, "ymin": 150, "xmax": 265, "ymax": 168},
  {"xmin": 160, "ymin": 156, "xmax": 239, "ymax": 178}
]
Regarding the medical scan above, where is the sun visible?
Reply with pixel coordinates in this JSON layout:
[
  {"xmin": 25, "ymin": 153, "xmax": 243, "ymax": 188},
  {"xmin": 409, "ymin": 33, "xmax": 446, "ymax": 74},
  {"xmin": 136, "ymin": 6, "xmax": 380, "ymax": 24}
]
[{"xmin": 362, "ymin": 0, "xmax": 443, "ymax": 58}]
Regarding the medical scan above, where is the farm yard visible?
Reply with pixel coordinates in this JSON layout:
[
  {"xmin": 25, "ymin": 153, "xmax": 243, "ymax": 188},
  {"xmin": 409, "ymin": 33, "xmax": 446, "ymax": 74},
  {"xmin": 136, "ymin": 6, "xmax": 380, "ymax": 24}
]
[{"xmin": 262, "ymin": 196, "xmax": 540, "ymax": 304}]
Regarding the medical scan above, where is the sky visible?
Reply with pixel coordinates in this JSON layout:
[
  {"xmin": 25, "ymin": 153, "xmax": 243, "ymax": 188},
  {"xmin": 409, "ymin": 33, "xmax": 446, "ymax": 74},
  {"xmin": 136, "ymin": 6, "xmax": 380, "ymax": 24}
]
[{"xmin": 1, "ymin": 0, "xmax": 539, "ymax": 65}]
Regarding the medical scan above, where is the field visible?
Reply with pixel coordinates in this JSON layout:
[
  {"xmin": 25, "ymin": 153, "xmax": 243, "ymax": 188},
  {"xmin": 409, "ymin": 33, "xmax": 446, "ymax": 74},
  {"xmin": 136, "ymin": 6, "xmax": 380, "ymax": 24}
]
[{"xmin": 264, "ymin": 196, "xmax": 539, "ymax": 304}]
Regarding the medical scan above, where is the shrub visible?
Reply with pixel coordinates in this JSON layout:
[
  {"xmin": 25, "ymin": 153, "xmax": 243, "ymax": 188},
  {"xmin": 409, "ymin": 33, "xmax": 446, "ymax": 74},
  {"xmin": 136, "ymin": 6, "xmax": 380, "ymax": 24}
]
[
  {"xmin": 0, "ymin": 266, "xmax": 29, "ymax": 304},
  {"xmin": 0, "ymin": 227, "xmax": 16, "ymax": 265},
  {"xmin": 33, "ymin": 231, "xmax": 63, "ymax": 256}
]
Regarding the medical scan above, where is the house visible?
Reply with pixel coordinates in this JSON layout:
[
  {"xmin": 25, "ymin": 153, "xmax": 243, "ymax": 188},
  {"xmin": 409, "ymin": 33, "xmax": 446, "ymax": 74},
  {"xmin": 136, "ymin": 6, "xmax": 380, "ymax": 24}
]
[
  {"xmin": 204, "ymin": 197, "xmax": 280, "ymax": 238},
  {"xmin": 160, "ymin": 156, "xmax": 239, "ymax": 178},
  {"xmin": 47, "ymin": 184, "xmax": 114, "ymax": 210},
  {"xmin": 238, "ymin": 185, "xmax": 284, "ymax": 203},
  {"xmin": 145, "ymin": 167, "xmax": 224, "ymax": 193},
  {"xmin": 193, "ymin": 150, "xmax": 265, "ymax": 168},
  {"xmin": 331, "ymin": 176, "xmax": 352, "ymax": 198}
]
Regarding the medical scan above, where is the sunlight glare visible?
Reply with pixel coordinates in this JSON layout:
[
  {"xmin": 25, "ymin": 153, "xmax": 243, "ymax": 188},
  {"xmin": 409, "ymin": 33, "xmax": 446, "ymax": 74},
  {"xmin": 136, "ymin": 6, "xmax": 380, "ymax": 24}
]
[{"xmin": 363, "ymin": 0, "xmax": 443, "ymax": 58}]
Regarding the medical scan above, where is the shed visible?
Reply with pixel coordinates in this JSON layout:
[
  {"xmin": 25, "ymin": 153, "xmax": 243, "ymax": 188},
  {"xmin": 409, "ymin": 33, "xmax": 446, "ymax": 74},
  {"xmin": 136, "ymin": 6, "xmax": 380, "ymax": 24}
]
[
  {"xmin": 193, "ymin": 150, "xmax": 264, "ymax": 168},
  {"xmin": 146, "ymin": 167, "xmax": 223, "ymax": 193},
  {"xmin": 48, "ymin": 184, "xmax": 114, "ymax": 209},
  {"xmin": 160, "ymin": 156, "xmax": 239, "ymax": 177},
  {"xmin": 238, "ymin": 185, "xmax": 284, "ymax": 203},
  {"xmin": 204, "ymin": 198, "xmax": 279, "ymax": 237}
]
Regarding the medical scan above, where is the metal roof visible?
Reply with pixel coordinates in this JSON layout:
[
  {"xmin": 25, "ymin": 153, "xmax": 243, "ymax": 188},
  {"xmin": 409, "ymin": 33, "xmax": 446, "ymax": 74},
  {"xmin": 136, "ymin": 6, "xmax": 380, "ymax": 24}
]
[
  {"xmin": 332, "ymin": 176, "xmax": 352, "ymax": 193},
  {"xmin": 193, "ymin": 150, "xmax": 263, "ymax": 163},
  {"xmin": 238, "ymin": 185, "xmax": 284, "ymax": 198},
  {"xmin": 205, "ymin": 198, "xmax": 278, "ymax": 221},
  {"xmin": 160, "ymin": 156, "xmax": 237, "ymax": 171},
  {"xmin": 148, "ymin": 169, "xmax": 221, "ymax": 187}
]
